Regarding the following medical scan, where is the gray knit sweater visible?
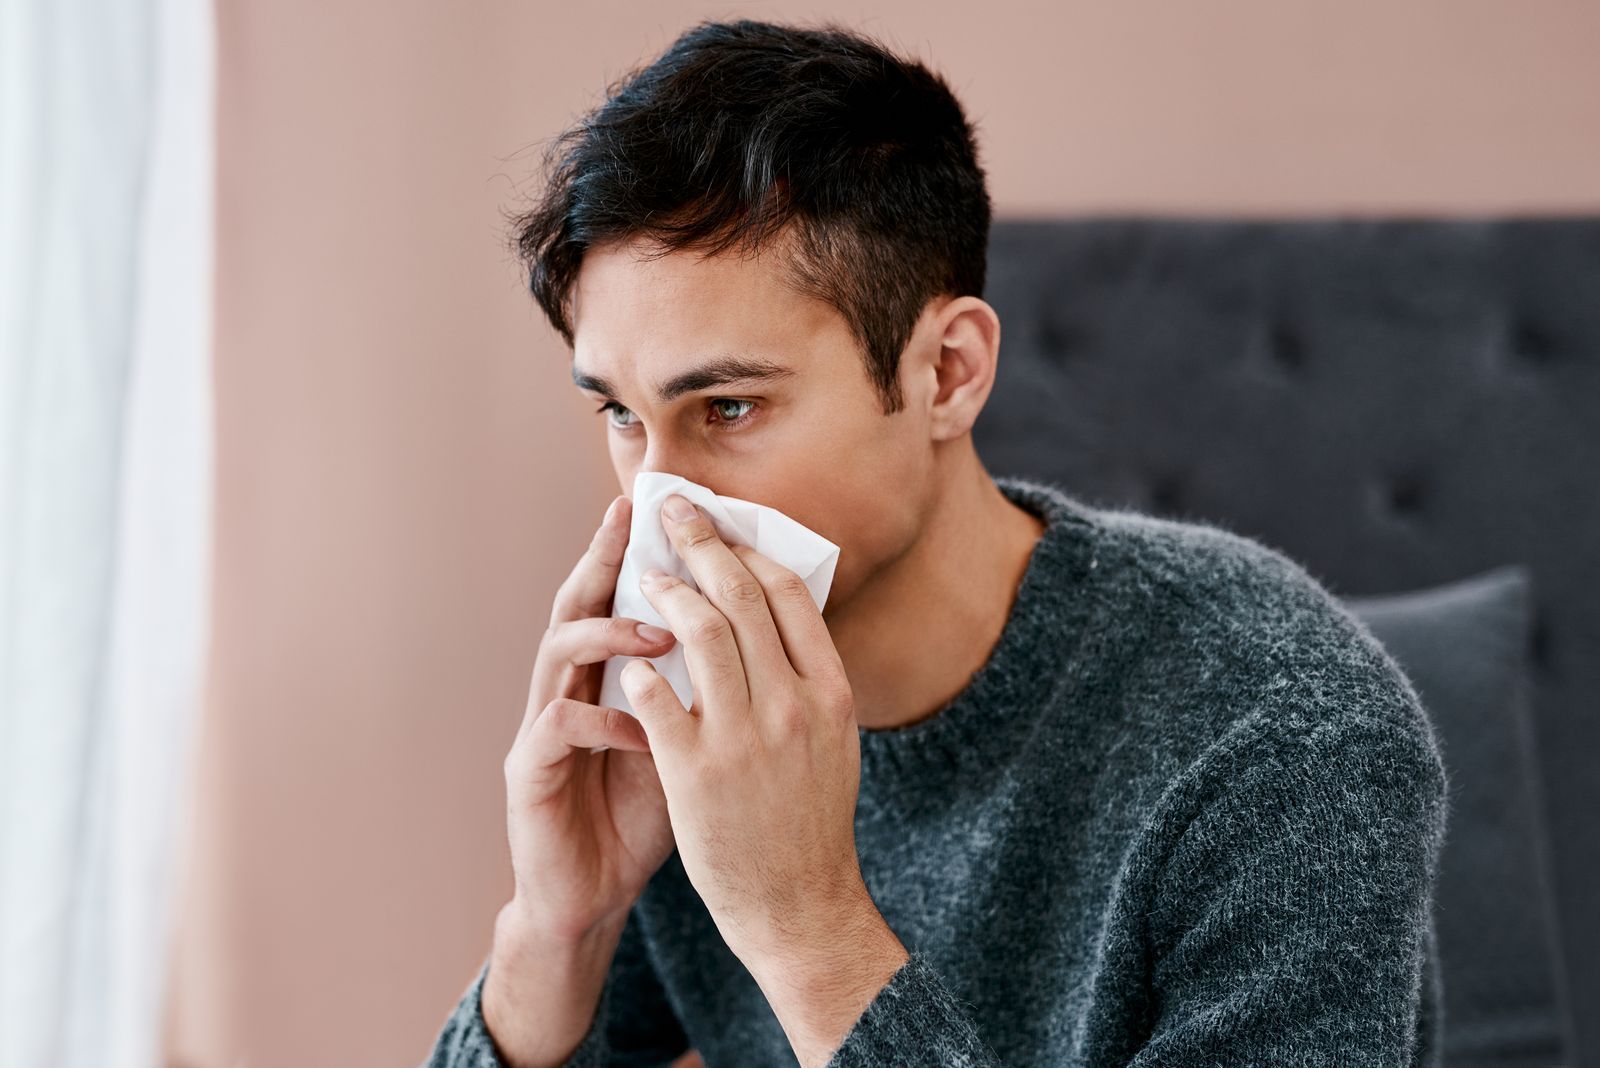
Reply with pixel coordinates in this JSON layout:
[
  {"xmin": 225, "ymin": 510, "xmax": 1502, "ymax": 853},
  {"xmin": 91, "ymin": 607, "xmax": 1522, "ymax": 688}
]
[{"xmin": 426, "ymin": 474, "xmax": 1449, "ymax": 1067}]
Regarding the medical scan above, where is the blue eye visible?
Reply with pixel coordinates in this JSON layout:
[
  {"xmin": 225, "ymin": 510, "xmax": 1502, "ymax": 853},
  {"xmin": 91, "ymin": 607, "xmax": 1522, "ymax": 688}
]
[
  {"xmin": 595, "ymin": 401, "xmax": 637, "ymax": 429},
  {"xmin": 594, "ymin": 398, "xmax": 759, "ymax": 432},
  {"xmin": 708, "ymin": 398, "xmax": 757, "ymax": 427}
]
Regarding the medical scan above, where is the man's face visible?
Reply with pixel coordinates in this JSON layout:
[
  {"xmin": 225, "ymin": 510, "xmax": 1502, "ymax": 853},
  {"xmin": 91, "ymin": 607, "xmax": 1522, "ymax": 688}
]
[{"xmin": 568, "ymin": 231, "xmax": 937, "ymax": 609}]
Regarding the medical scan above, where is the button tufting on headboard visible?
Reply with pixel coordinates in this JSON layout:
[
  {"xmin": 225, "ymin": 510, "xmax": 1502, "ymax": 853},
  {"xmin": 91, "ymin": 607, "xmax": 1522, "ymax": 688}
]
[
  {"xmin": 1510, "ymin": 318, "xmax": 1558, "ymax": 363},
  {"xmin": 1267, "ymin": 320, "xmax": 1306, "ymax": 370},
  {"xmin": 978, "ymin": 217, "xmax": 1599, "ymax": 1062},
  {"xmin": 1382, "ymin": 473, "xmax": 1426, "ymax": 516}
]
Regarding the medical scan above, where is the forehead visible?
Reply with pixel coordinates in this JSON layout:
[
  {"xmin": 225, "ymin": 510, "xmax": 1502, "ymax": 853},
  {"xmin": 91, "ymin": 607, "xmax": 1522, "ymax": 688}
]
[{"xmin": 569, "ymin": 233, "xmax": 845, "ymax": 365}]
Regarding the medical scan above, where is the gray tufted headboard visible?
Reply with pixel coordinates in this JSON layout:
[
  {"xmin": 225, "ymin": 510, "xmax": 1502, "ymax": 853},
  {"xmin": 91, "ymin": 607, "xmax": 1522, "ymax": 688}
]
[{"xmin": 976, "ymin": 217, "xmax": 1598, "ymax": 1065}]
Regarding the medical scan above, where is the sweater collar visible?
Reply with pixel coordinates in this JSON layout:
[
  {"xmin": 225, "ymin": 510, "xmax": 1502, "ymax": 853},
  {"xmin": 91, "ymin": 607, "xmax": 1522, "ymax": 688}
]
[{"xmin": 854, "ymin": 474, "xmax": 1102, "ymax": 788}]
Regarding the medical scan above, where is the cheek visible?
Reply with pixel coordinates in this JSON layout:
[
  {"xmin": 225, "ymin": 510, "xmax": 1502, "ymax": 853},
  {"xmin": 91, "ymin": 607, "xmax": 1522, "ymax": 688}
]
[
  {"xmin": 762, "ymin": 412, "xmax": 927, "ymax": 551},
  {"xmin": 818, "ymin": 504, "xmax": 921, "ymax": 608},
  {"xmin": 781, "ymin": 415, "xmax": 925, "ymax": 513},
  {"xmin": 799, "ymin": 475, "xmax": 927, "ymax": 598}
]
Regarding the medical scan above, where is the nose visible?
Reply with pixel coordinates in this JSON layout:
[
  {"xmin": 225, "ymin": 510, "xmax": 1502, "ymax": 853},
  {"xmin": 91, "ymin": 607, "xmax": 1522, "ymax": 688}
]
[
  {"xmin": 637, "ymin": 436, "xmax": 705, "ymax": 485},
  {"xmin": 633, "ymin": 456, "xmax": 719, "ymax": 497}
]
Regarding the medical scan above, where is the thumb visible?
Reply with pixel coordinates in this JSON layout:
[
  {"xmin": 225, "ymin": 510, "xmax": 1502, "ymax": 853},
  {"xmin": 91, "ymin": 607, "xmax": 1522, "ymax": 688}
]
[{"xmin": 619, "ymin": 657, "xmax": 691, "ymax": 757}]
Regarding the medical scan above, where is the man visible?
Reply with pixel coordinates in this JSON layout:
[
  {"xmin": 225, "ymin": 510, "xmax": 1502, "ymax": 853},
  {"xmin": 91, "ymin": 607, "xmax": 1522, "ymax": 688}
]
[{"xmin": 428, "ymin": 17, "xmax": 1447, "ymax": 1068}]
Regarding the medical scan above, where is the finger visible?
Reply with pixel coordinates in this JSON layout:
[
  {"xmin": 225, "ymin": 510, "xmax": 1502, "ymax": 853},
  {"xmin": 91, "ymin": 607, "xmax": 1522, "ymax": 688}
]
[
  {"xmin": 517, "ymin": 698, "xmax": 652, "ymax": 781},
  {"xmin": 527, "ymin": 614, "xmax": 677, "ymax": 721},
  {"xmin": 618, "ymin": 657, "xmax": 694, "ymax": 756},
  {"xmin": 729, "ymin": 543, "xmax": 847, "ymax": 689},
  {"xmin": 550, "ymin": 614, "xmax": 678, "ymax": 665},
  {"xmin": 549, "ymin": 495, "xmax": 632, "ymax": 626},
  {"xmin": 657, "ymin": 496, "xmax": 792, "ymax": 694},
  {"xmin": 638, "ymin": 568, "xmax": 751, "ymax": 722}
]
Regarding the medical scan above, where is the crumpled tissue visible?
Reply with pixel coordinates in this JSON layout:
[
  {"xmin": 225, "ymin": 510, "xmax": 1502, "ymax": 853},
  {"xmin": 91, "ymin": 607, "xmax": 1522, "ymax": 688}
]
[{"xmin": 593, "ymin": 470, "xmax": 840, "ymax": 750}]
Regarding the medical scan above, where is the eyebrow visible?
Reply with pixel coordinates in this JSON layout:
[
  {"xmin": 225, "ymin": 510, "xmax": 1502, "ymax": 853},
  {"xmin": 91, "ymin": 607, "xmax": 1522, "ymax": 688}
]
[{"xmin": 572, "ymin": 354, "xmax": 797, "ymax": 404}]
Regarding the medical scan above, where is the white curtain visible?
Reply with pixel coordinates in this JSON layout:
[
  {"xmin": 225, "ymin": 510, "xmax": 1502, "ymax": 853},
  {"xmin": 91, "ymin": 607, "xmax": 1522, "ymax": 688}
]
[{"xmin": 0, "ymin": 0, "xmax": 215, "ymax": 1064}]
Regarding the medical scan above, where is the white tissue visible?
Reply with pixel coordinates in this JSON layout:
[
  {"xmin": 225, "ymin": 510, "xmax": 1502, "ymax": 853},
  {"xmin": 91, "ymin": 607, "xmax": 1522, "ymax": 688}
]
[{"xmin": 593, "ymin": 470, "xmax": 841, "ymax": 750}]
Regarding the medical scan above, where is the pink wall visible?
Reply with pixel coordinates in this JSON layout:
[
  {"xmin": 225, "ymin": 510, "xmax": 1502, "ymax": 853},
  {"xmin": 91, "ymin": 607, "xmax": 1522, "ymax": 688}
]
[{"xmin": 164, "ymin": 2, "xmax": 1600, "ymax": 1064}]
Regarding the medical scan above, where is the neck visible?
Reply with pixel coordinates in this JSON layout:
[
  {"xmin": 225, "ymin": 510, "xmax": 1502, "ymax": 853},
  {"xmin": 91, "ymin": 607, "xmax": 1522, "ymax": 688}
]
[{"xmin": 826, "ymin": 448, "xmax": 1048, "ymax": 732}]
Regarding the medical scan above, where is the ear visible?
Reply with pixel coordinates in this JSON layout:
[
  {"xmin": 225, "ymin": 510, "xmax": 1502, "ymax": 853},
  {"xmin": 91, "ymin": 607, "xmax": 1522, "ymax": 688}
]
[{"xmin": 924, "ymin": 295, "xmax": 1001, "ymax": 441}]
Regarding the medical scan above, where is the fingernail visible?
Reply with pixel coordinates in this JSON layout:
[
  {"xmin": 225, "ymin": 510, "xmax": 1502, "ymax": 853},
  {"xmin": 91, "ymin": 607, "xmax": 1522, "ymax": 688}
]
[
  {"xmin": 635, "ymin": 622, "xmax": 672, "ymax": 642},
  {"xmin": 641, "ymin": 567, "xmax": 669, "ymax": 587},
  {"xmin": 662, "ymin": 494, "xmax": 696, "ymax": 522}
]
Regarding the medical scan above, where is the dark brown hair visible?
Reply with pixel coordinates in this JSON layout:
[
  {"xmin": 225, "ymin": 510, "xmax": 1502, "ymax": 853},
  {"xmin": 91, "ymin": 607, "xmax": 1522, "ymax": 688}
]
[{"xmin": 506, "ymin": 18, "xmax": 993, "ymax": 414}]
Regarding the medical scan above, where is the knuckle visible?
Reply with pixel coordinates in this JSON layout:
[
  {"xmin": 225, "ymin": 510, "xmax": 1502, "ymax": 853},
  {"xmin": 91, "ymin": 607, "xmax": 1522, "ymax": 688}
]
[
  {"xmin": 688, "ymin": 612, "xmax": 731, "ymax": 645},
  {"xmin": 716, "ymin": 572, "xmax": 764, "ymax": 605},
  {"xmin": 604, "ymin": 705, "xmax": 638, "ymax": 740},
  {"xmin": 819, "ymin": 675, "xmax": 855, "ymax": 718},
  {"xmin": 536, "ymin": 624, "xmax": 558, "ymax": 656},
  {"xmin": 678, "ymin": 523, "xmax": 720, "ymax": 550},
  {"xmin": 773, "ymin": 696, "xmax": 809, "ymax": 736},
  {"xmin": 537, "ymin": 697, "xmax": 565, "ymax": 726},
  {"xmin": 773, "ymin": 572, "xmax": 810, "ymax": 602}
]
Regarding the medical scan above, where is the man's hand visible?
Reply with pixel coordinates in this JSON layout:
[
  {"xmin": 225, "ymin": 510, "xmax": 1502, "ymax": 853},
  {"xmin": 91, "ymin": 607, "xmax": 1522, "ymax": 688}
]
[
  {"xmin": 620, "ymin": 490, "xmax": 863, "ymax": 956},
  {"xmin": 619, "ymin": 492, "xmax": 908, "ymax": 1065}
]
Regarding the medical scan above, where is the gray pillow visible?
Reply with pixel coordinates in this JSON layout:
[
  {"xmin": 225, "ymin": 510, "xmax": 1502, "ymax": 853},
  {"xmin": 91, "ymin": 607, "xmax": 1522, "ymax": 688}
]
[{"xmin": 1344, "ymin": 566, "xmax": 1569, "ymax": 1067}]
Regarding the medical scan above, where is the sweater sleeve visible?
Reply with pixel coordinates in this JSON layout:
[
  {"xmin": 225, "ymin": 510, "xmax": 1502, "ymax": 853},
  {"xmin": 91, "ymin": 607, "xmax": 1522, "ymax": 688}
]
[
  {"xmin": 824, "ymin": 950, "xmax": 1005, "ymax": 1067},
  {"xmin": 1132, "ymin": 714, "xmax": 1450, "ymax": 1068},
  {"xmin": 423, "ymin": 904, "xmax": 691, "ymax": 1067}
]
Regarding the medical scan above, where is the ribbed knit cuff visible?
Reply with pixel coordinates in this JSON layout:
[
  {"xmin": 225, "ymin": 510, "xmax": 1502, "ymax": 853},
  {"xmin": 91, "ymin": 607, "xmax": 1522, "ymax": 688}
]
[
  {"xmin": 425, "ymin": 957, "xmax": 612, "ymax": 1068},
  {"xmin": 825, "ymin": 951, "xmax": 1001, "ymax": 1067},
  {"xmin": 424, "ymin": 960, "xmax": 508, "ymax": 1068}
]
